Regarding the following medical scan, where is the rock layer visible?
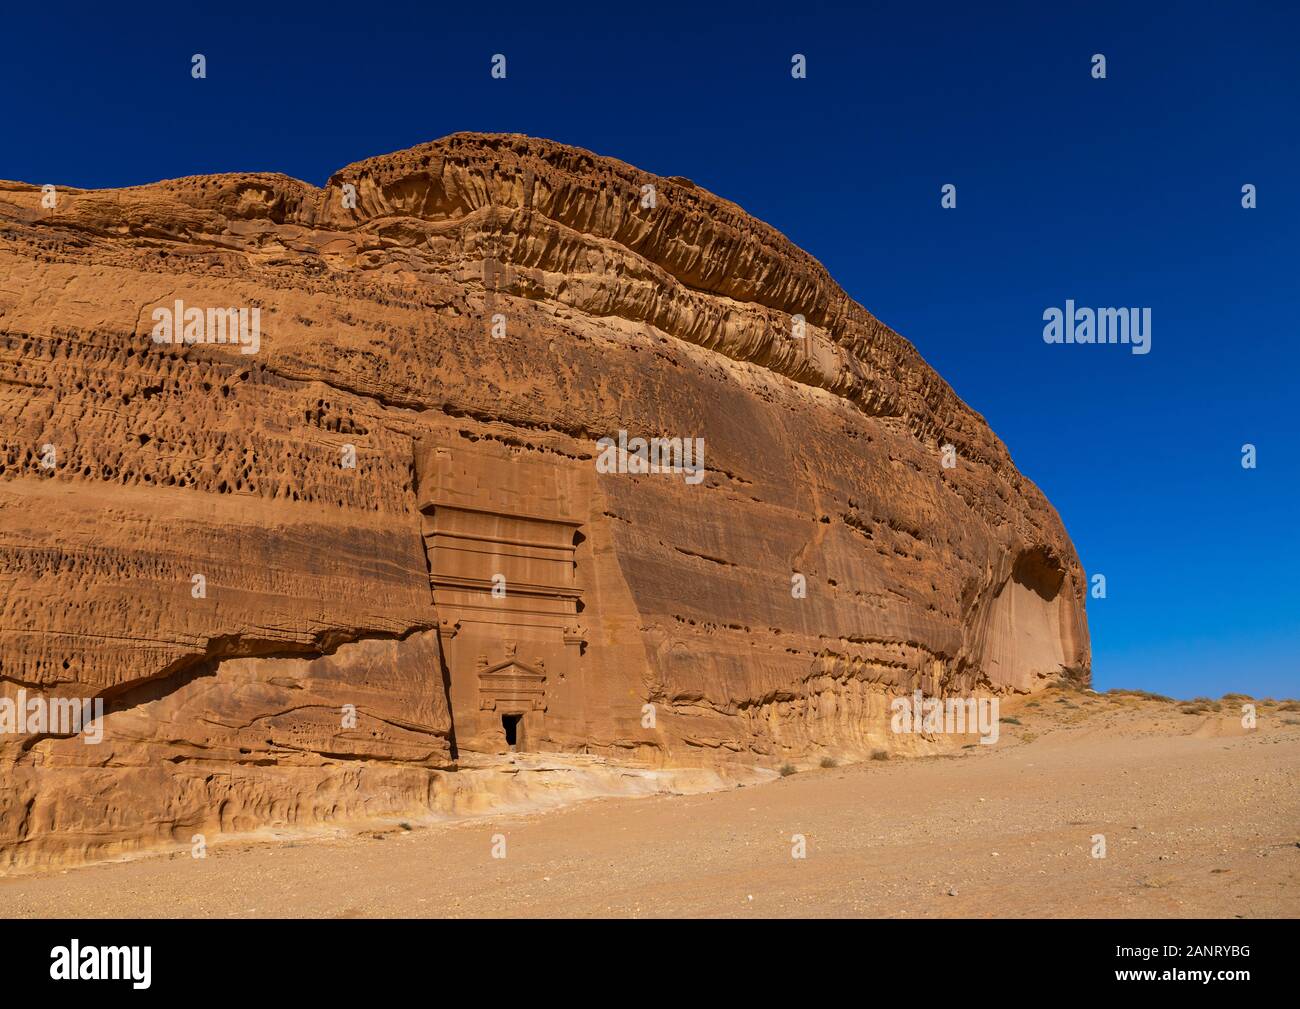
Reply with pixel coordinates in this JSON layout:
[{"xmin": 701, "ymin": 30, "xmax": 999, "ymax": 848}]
[{"xmin": 0, "ymin": 132, "xmax": 1089, "ymax": 869}]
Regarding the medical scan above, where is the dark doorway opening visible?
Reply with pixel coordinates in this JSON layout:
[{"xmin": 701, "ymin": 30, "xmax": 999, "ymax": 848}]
[{"xmin": 502, "ymin": 713, "xmax": 521, "ymax": 749}]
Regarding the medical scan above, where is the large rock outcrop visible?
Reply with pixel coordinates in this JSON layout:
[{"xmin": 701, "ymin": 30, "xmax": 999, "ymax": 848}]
[{"xmin": 0, "ymin": 133, "xmax": 1089, "ymax": 869}]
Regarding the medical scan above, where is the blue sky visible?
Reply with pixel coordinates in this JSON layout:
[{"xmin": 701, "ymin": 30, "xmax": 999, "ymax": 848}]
[{"xmin": 3, "ymin": 1, "xmax": 1296, "ymax": 698}]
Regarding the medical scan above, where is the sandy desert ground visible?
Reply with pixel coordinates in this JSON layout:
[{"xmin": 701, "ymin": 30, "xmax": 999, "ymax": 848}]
[{"xmin": 1, "ymin": 686, "xmax": 1296, "ymax": 918}]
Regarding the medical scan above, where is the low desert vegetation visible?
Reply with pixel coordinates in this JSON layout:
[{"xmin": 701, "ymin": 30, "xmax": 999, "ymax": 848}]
[
  {"xmin": 870, "ymin": 749, "xmax": 890, "ymax": 761},
  {"xmin": 819, "ymin": 756, "xmax": 837, "ymax": 768},
  {"xmin": 779, "ymin": 763, "xmax": 797, "ymax": 777},
  {"xmin": 1106, "ymin": 688, "xmax": 1175, "ymax": 703}
]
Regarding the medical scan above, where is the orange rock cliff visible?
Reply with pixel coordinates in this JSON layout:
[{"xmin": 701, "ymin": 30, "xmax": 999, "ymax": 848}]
[{"xmin": 0, "ymin": 132, "xmax": 1090, "ymax": 869}]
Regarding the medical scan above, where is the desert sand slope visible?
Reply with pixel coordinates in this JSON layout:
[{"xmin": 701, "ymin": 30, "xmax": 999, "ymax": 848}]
[{"xmin": 1, "ymin": 689, "xmax": 1294, "ymax": 919}]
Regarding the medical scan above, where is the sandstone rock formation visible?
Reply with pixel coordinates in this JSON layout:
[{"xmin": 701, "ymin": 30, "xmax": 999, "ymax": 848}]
[{"xmin": 0, "ymin": 132, "xmax": 1089, "ymax": 869}]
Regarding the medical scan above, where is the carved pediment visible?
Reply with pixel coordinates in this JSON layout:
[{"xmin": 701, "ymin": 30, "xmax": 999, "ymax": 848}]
[
  {"xmin": 478, "ymin": 658, "xmax": 547, "ymax": 712},
  {"xmin": 479, "ymin": 657, "xmax": 544, "ymax": 680}
]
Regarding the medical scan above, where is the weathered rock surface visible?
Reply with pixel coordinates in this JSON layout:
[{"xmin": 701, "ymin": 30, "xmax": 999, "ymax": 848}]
[{"xmin": 0, "ymin": 132, "xmax": 1089, "ymax": 869}]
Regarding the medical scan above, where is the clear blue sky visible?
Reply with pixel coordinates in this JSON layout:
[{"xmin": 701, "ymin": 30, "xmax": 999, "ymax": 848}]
[{"xmin": 3, "ymin": 1, "xmax": 1296, "ymax": 698}]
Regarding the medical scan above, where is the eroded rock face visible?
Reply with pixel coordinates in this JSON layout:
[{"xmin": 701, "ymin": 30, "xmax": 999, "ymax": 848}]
[{"xmin": 0, "ymin": 132, "xmax": 1089, "ymax": 869}]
